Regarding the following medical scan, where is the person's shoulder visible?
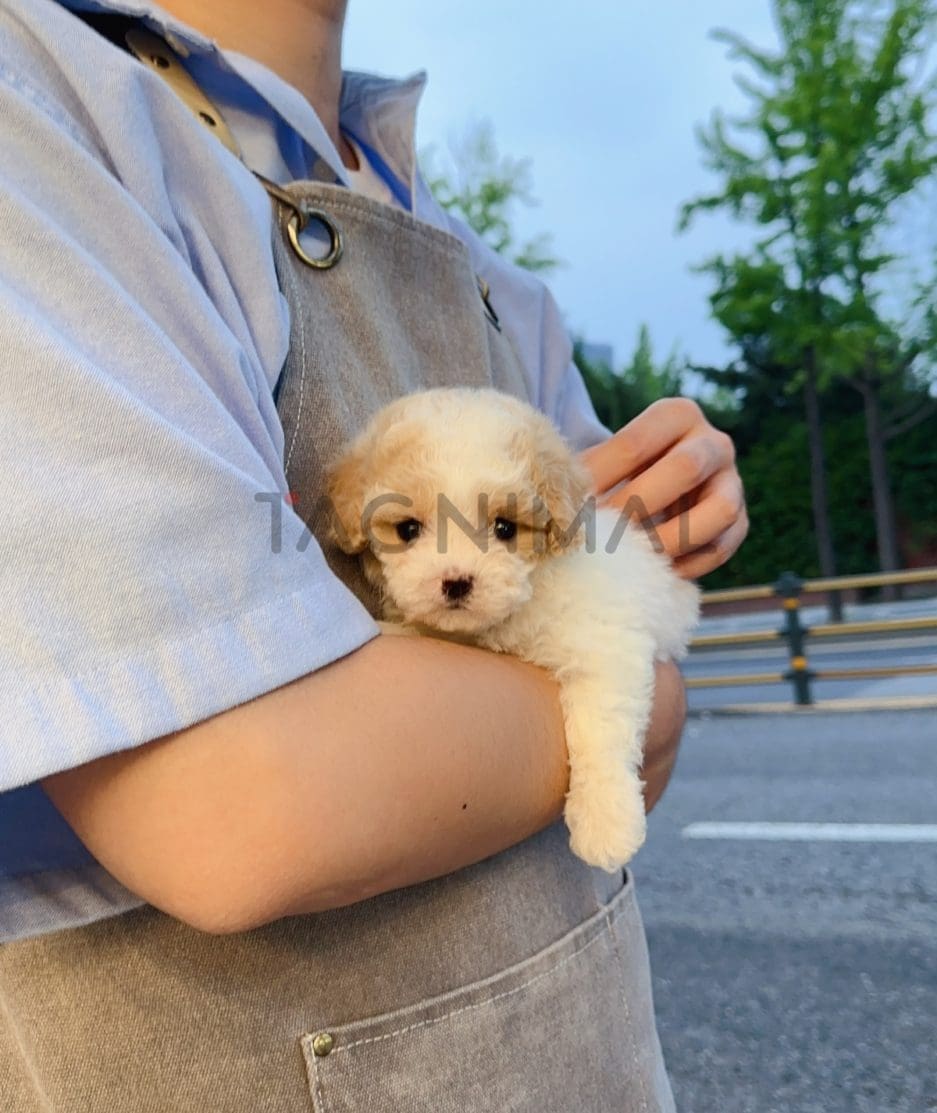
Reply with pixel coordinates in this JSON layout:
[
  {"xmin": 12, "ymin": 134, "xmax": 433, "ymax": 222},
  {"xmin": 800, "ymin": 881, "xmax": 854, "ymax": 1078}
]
[
  {"xmin": 0, "ymin": 0, "xmax": 59, "ymax": 64},
  {"xmin": 1, "ymin": 1, "xmax": 81, "ymax": 96},
  {"xmin": 0, "ymin": 0, "xmax": 111, "ymax": 149},
  {"xmin": 0, "ymin": 1, "xmax": 181, "ymax": 164}
]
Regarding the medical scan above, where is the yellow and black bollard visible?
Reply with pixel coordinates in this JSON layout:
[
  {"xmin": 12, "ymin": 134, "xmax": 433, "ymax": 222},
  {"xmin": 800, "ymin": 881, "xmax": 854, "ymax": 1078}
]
[{"xmin": 775, "ymin": 571, "xmax": 815, "ymax": 705}]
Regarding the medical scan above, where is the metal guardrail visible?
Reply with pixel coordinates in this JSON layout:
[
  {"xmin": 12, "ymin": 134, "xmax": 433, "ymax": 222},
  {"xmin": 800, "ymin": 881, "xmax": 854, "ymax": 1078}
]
[
  {"xmin": 809, "ymin": 616, "xmax": 937, "ymax": 638},
  {"xmin": 687, "ymin": 567, "xmax": 937, "ymax": 706},
  {"xmin": 699, "ymin": 567, "xmax": 937, "ymax": 606}
]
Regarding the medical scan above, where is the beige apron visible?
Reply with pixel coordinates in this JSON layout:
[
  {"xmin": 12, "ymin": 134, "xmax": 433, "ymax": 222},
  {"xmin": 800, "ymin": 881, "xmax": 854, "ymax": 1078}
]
[
  {"xmin": 0, "ymin": 177, "xmax": 676, "ymax": 1113},
  {"xmin": 271, "ymin": 184, "xmax": 530, "ymax": 611},
  {"xmin": 0, "ymin": 26, "xmax": 676, "ymax": 1110}
]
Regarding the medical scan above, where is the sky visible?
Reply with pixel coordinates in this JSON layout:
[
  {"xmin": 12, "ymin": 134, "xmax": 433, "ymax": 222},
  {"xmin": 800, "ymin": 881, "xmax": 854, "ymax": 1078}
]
[{"xmin": 344, "ymin": 0, "xmax": 782, "ymax": 375}]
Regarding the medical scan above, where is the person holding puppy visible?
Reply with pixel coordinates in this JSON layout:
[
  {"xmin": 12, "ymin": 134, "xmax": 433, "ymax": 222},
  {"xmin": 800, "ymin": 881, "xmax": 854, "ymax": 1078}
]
[{"xmin": 0, "ymin": 0, "xmax": 747, "ymax": 1109}]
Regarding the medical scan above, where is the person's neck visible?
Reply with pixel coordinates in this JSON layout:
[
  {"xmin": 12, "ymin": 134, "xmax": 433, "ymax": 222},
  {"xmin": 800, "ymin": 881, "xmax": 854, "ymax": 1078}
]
[{"xmin": 156, "ymin": 0, "xmax": 357, "ymax": 167}]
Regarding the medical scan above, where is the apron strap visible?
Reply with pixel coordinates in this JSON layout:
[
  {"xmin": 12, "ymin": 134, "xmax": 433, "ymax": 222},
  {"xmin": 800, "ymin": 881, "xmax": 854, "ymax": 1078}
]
[
  {"xmin": 123, "ymin": 27, "xmax": 243, "ymax": 159},
  {"xmin": 75, "ymin": 13, "xmax": 346, "ymax": 275},
  {"xmin": 74, "ymin": 14, "xmax": 238, "ymax": 155},
  {"xmin": 74, "ymin": 15, "xmax": 326, "ymax": 190},
  {"xmin": 74, "ymin": 11, "xmax": 496, "ymax": 333}
]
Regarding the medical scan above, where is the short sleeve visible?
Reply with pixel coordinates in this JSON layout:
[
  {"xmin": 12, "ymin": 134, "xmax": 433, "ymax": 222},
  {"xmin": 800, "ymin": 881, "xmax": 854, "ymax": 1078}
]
[{"xmin": 0, "ymin": 50, "xmax": 378, "ymax": 793}]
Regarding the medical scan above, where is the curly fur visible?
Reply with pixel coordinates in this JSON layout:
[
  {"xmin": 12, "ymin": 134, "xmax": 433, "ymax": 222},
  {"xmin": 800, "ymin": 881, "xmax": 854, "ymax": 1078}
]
[{"xmin": 327, "ymin": 387, "xmax": 700, "ymax": 870}]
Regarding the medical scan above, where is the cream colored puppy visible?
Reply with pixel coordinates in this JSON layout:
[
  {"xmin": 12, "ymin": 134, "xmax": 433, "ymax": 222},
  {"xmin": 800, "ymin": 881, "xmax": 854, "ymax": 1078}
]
[{"xmin": 327, "ymin": 388, "xmax": 700, "ymax": 870}]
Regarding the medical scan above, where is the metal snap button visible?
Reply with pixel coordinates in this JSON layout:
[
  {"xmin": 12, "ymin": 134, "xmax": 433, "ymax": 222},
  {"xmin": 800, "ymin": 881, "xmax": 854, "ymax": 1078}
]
[
  {"xmin": 476, "ymin": 275, "xmax": 501, "ymax": 331},
  {"xmin": 312, "ymin": 1032, "xmax": 335, "ymax": 1057}
]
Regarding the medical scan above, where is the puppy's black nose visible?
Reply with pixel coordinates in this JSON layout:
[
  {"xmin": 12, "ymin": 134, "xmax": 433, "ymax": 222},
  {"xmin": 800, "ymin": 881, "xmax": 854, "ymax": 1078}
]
[{"xmin": 442, "ymin": 576, "xmax": 474, "ymax": 602}]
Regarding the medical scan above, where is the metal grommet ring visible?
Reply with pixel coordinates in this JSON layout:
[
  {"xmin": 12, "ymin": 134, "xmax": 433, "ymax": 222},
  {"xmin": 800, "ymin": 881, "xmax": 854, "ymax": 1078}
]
[{"xmin": 287, "ymin": 208, "xmax": 343, "ymax": 270}]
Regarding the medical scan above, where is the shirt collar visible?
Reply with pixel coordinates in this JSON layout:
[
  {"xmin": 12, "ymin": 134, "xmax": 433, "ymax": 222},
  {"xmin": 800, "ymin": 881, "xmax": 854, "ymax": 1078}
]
[
  {"xmin": 59, "ymin": 0, "xmax": 215, "ymax": 54},
  {"xmin": 57, "ymin": 0, "xmax": 426, "ymax": 195},
  {"xmin": 339, "ymin": 70, "xmax": 427, "ymax": 200}
]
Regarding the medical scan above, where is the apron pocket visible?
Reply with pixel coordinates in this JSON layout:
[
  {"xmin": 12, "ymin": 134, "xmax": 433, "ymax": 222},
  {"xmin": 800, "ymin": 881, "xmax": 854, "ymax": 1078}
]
[{"xmin": 300, "ymin": 871, "xmax": 673, "ymax": 1113}]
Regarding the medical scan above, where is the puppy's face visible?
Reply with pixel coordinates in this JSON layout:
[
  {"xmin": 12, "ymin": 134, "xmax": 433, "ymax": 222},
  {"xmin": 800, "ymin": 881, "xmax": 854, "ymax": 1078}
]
[{"xmin": 327, "ymin": 390, "xmax": 593, "ymax": 635}]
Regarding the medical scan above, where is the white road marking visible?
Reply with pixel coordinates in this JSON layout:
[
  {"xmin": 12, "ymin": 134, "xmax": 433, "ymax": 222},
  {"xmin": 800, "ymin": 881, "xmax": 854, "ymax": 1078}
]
[{"xmin": 681, "ymin": 822, "xmax": 937, "ymax": 843}]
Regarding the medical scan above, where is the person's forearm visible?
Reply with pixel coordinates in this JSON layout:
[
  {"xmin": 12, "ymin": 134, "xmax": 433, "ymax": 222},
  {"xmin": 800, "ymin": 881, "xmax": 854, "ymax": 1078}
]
[
  {"xmin": 43, "ymin": 635, "xmax": 570, "ymax": 934},
  {"xmin": 43, "ymin": 638, "xmax": 687, "ymax": 936},
  {"xmin": 641, "ymin": 659, "xmax": 687, "ymax": 812}
]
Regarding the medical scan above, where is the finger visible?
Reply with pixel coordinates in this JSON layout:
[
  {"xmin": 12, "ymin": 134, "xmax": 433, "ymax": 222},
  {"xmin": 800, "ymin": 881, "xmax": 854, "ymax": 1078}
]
[
  {"xmin": 600, "ymin": 429, "xmax": 734, "ymax": 520},
  {"xmin": 580, "ymin": 398, "xmax": 709, "ymax": 494},
  {"xmin": 671, "ymin": 510, "xmax": 750, "ymax": 580},
  {"xmin": 651, "ymin": 471, "xmax": 746, "ymax": 560}
]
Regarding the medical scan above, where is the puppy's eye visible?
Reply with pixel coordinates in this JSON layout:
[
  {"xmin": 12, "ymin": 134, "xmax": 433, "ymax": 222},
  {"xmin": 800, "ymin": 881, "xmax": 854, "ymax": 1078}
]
[
  {"xmin": 395, "ymin": 518, "xmax": 422, "ymax": 543},
  {"xmin": 494, "ymin": 517, "xmax": 517, "ymax": 542}
]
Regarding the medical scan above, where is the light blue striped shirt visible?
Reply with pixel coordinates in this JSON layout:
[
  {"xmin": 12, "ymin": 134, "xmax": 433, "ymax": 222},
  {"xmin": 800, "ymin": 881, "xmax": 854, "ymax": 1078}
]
[{"xmin": 0, "ymin": 0, "xmax": 607, "ymax": 942}]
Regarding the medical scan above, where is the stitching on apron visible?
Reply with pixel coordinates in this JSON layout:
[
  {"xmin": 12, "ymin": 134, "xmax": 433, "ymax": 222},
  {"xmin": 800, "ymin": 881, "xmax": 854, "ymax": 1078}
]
[
  {"xmin": 0, "ymin": 985, "xmax": 55, "ymax": 1113},
  {"xmin": 610, "ymin": 899, "xmax": 651, "ymax": 1113},
  {"xmin": 307, "ymin": 922, "xmax": 616, "ymax": 1111},
  {"xmin": 310, "ymin": 1049, "xmax": 328, "ymax": 1113},
  {"xmin": 279, "ymin": 225, "xmax": 309, "ymax": 479},
  {"xmin": 325, "ymin": 895, "xmax": 629, "ymax": 1056}
]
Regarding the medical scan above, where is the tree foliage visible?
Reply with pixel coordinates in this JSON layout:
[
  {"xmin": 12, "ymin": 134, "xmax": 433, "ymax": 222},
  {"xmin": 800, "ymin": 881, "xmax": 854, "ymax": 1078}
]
[
  {"xmin": 422, "ymin": 120, "xmax": 561, "ymax": 274},
  {"xmin": 681, "ymin": 0, "xmax": 937, "ymax": 581},
  {"xmin": 574, "ymin": 326, "xmax": 684, "ymax": 431},
  {"xmin": 698, "ymin": 385, "xmax": 937, "ymax": 588}
]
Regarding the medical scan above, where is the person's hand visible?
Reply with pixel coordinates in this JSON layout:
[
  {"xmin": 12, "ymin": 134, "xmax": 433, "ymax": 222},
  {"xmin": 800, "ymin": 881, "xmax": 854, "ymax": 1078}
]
[{"xmin": 579, "ymin": 398, "xmax": 748, "ymax": 580}]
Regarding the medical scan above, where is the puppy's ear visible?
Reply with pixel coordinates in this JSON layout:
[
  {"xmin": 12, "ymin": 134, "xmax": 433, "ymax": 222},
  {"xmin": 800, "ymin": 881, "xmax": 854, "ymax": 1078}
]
[
  {"xmin": 326, "ymin": 437, "xmax": 372, "ymax": 554},
  {"xmin": 529, "ymin": 422, "xmax": 593, "ymax": 553}
]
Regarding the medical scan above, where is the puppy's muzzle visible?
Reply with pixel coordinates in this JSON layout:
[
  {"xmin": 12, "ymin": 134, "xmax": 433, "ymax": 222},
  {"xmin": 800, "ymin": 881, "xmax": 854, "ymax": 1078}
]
[{"xmin": 441, "ymin": 576, "xmax": 474, "ymax": 603}]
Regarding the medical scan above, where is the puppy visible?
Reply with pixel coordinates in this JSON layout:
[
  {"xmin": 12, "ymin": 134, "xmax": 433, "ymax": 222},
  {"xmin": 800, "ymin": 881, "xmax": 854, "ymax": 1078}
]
[{"xmin": 327, "ymin": 388, "xmax": 699, "ymax": 870}]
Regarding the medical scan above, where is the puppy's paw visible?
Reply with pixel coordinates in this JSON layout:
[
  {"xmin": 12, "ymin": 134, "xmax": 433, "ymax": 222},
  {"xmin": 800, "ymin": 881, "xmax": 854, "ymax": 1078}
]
[{"xmin": 564, "ymin": 776, "xmax": 647, "ymax": 872}]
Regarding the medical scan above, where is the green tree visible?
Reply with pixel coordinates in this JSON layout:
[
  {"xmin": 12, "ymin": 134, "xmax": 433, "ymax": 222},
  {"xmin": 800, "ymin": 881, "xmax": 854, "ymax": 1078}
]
[
  {"xmin": 681, "ymin": 0, "xmax": 937, "ymax": 591},
  {"xmin": 422, "ymin": 119, "xmax": 560, "ymax": 274},
  {"xmin": 693, "ymin": 378, "xmax": 937, "ymax": 590}
]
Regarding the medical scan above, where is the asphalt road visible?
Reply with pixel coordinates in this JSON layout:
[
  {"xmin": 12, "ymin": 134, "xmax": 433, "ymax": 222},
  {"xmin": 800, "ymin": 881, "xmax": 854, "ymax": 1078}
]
[{"xmin": 630, "ymin": 709, "xmax": 937, "ymax": 1113}]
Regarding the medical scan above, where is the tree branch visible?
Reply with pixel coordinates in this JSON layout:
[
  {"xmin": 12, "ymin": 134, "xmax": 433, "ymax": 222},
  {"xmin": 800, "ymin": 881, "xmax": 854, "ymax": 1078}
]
[{"xmin": 884, "ymin": 395, "xmax": 937, "ymax": 440}]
